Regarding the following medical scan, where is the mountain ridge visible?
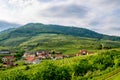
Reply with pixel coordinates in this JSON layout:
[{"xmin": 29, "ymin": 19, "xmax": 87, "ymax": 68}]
[
  {"xmin": 0, "ymin": 23, "xmax": 120, "ymax": 52},
  {"xmin": 0, "ymin": 23, "xmax": 120, "ymax": 41},
  {"xmin": 0, "ymin": 21, "xmax": 21, "ymax": 32}
]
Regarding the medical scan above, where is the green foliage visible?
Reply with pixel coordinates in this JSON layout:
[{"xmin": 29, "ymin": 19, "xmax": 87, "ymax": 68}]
[
  {"xmin": 38, "ymin": 63, "xmax": 57, "ymax": 80},
  {"xmin": 0, "ymin": 23, "xmax": 119, "ymax": 54},
  {"xmin": 0, "ymin": 34, "xmax": 119, "ymax": 54},
  {"xmin": 92, "ymin": 53, "xmax": 114, "ymax": 70},
  {"xmin": 14, "ymin": 49, "xmax": 24, "ymax": 61},
  {"xmin": 25, "ymin": 65, "xmax": 30, "ymax": 70},
  {"xmin": 0, "ymin": 57, "xmax": 2, "ymax": 63},
  {"xmin": 55, "ymin": 66, "xmax": 71, "ymax": 80},
  {"xmin": 74, "ymin": 59, "xmax": 92, "ymax": 76},
  {"xmin": 0, "ymin": 50, "xmax": 120, "ymax": 80},
  {"xmin": 0, "ymin": 23, "xmax": 120, "ymax": 79},
  {"xmin": 0, "ymin": 70, "xmax": 29, "ymax": 80}
]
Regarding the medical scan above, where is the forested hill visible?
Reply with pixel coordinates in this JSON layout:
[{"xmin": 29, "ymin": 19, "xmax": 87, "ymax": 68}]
[{"xmin": 0, "ymin": 23, "xmax": 120, "ymax": 41}]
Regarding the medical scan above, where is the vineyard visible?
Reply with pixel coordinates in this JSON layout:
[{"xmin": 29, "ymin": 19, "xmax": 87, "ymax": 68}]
[{"xmin": 0, "ymin": 49, "xmax": 120, "ymax": 80}]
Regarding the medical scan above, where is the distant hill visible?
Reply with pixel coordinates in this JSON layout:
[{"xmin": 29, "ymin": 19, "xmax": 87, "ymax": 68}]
[
  {"xmin": 0, "ymin": 23, "xmax": 120, "ymax": 41},
  {"xmin": 0, "ymin": 23, "xmax": 120, "ymax": 52},
  {"xmin": 0, "ymin": 28, "xmax": 16, "ymax": 34},
  {"xmin": 0, "ymin": 21, "xmax": 20, "ymax": 32}
]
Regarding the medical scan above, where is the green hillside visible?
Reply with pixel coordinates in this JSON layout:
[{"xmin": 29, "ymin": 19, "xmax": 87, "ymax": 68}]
[
  {"xmin": 0, "ymin": 49, "xmax": 120, "ymax": 80},
  {"xmin": 0, "ymin": 23, "xmax": 120, "ymax": 52},
  {"xmin": 0, "ymin": 23, "xmax": 120, "ymax": 80},
  {"xmin": 0, "ymin": 23, "xmax": 120, "ymax": 42},
  {"xmin": 20, "ymin": 34, "xmax": 120, "ymax": 53},
  {"xmin": 0, "ymin": 33, "xmax": 120, "ymax": 53}
]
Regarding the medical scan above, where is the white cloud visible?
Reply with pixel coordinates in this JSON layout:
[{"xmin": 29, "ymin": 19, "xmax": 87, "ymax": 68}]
[{"xmin": 0, "ymin": 0, "xmax": 120, "ymax": 36}]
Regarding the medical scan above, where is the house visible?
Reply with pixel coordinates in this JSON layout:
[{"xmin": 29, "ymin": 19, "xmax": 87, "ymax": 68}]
[
  {"xmin": 36, "ymin": 50, "xmax": 44, "ymax": 55},
  {"xmin": 23, "ymin": 52, "xmax": 36, "ymax": 58},
  {"xmin": 37, "ymin": 50, "xmax": 52, "ymax": 59},
  {"xmin": 2, "ymin": 56, "xmax": 15, "ymax": 67},
  {"xmin": 56, "ymin": 52, "xmax": 62, "ymax": 55},
  {"xmin": 22, "ymin": 52, "xmax": 29, "ymax": 57},
  {"xmin": 37, "ymin": 53, "xmax": 51, "ymax": 59},
  {"xmin": 23, "ymin": 52, "xmax": 40, "ymax": 64},
  {"xmin": 63, "ymin": 55, "xmax": 69, "ymax": 58},
  {"xmin": 53, "ymin": 53, "xmax": 64, "ymax": 60},
  {"xmin": 48, "ymin": 54, "xmax": 54, "ymax": 59},
  {"xmin": 36, "ymin": 50, "xmax": 49, "ymax": 55},
  {"xmin": 76, "ymin": 50, "xmax": 88, "ymax": 56},
  {"xmin": 81, "ymin": 50, "xmax": 88, "ymax": 55},
  {"xmin": 54, "ymin": 55, "xmax": 63, "ymax": 60},
  {"xmin": 38, "ymin": 53, "xmax": 46, "ymax": 59},
  {"xmin": 0, "ymin": 50, "xmax": 10, "ymax": 54},
  {"xmin": 26, "ymin": 56, "xmax": 40, "ymax": 64},
  {"xmin": 32, "ymin": 58, "xmax": 41, "ymax": 64}
]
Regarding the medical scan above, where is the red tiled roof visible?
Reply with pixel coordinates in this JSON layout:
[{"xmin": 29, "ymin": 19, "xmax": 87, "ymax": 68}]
[
  {"xmin": 33, "ymin": 58, "xmax": 39, "ymax": 62},
  {"xmin": 26, "ymin": 57, "xmax": 35, "ymax": 62}
]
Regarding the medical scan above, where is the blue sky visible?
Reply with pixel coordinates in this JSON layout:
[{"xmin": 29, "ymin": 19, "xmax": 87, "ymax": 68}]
[{"xmin": 0, "ymin": 0, "xmax": 120, "ymax": 36}]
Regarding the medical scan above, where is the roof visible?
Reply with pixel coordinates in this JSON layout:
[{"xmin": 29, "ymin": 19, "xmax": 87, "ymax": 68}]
[
  {"xmin": 81, "ymin": 50, "xmax": 88, "ymax": 53},
  {"xmin": 26, "ymin": 59, "xmax": 33, "ymax": 62},
  {"xmin": 56, "ymin": 52, "xmax": 62, "ymax": 54},
  {"xmin": 24, "ymin": 52, "xmax": 36, "ymax": 54},
  {"xmin": 3, "ymin": 56, "xmax": 14, "ymax": 59},
  {"xmin": 26, "ymin": 56, "xmax": 39, "ymax": 63},
  {"xmin": 0, "ymin": 50, "xmax": 10, "ymax": 54},
  {"xmin": 23, "ymin": 52, "xmax": 36, "ymax": 57},
  {"xmin": 33, "ymin": 58, "xmax": 39, "ymax": 62},
  {"xmin": 26, "ymin": 56, "xmax": 37, "ymax": 60}
]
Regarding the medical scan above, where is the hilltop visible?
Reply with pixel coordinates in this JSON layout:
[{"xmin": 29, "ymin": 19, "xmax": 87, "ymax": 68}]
[{"xmin": 0, "ymin": 23, "xmax": 120, "ymax": 52}]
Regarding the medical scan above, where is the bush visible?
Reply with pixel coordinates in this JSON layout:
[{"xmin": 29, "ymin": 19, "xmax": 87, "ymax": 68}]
[
  {"xmin": 0, "ymin": 50, "xmax": 120, "ymax": 80},
  {"xmin": 0, "ymin": 70, "xmax": 29, "ymax": 80},
  {"xmin": 55, "ymin": 66, "xmax": 71, "ymax": 80},
  {"xmin": 74, "ymin": 59, "xmax": 92, "ymax": 76},
  {"xmin": 93, "ymin": 52, "xmax": 114, "ymax": 70}
]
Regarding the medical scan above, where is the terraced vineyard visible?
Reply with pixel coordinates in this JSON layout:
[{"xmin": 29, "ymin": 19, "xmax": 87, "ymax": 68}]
[
  {"xmin": 1, "ymin": 34, "xmax": 120, "ymax": 54},
  {"xmin": 0, "ymin": 49, "xmax": 120, "ymax": 80}
]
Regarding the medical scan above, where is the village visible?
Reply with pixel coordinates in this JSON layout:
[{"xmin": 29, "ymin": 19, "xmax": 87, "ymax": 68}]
[{"xmin": 0, "ymin": 49, "xmax": 94, "ymax": 68}]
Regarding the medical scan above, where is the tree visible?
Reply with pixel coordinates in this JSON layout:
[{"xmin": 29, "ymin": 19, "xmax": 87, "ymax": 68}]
[
  {"xmin": 14, "ymin": 50, "xmax": 24, "ymax": 60},
  {"xmin": 74, "ymin": 59, "xmax": 92, "ymax": 76},
  {"xmin": 98, "ymin": 43, "xmax": 104, "ymax": 50}
]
